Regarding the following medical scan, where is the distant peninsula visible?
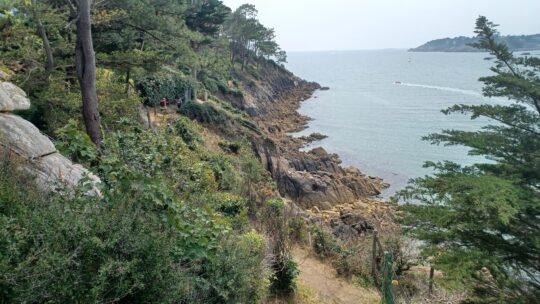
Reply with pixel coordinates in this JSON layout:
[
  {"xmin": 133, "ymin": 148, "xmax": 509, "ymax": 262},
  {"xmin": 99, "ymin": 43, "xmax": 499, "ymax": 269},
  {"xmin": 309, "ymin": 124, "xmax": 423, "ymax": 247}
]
[{"xmin": 410, "ymin": 34, "xmax": 540, "ymax": 52}]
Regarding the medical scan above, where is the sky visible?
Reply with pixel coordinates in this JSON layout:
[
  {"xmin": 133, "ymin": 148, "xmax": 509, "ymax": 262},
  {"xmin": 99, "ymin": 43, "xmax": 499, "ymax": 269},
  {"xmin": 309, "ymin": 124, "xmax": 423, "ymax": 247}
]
[{"xmin": 221, "ymin": 0, "xmax": 540, "ymax": 52}]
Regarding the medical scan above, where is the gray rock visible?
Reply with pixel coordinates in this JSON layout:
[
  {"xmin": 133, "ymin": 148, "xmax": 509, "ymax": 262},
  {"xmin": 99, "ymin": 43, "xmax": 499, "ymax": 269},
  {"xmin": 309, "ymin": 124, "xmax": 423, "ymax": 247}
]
[
  {"xmin": 332, "ymin": 224, "xmax": 358, "ymax": 239},
  {"xmin": 26, "ymin": 153, "xmax": 101, "ymax": 196},
  {"xmin": 0, "ymin": 113, "xmax": 56, "ymax": 158},
  {"xmin": 0, "ymin": 89, "xmax": 101, "ymax": 196},
  {"xmin": 0, "ymin": 82, "xmax": 31, "ymax": 112},
  {"xmin": 0, "ymin": 70, "xmax": 9, "ymax": 81}
]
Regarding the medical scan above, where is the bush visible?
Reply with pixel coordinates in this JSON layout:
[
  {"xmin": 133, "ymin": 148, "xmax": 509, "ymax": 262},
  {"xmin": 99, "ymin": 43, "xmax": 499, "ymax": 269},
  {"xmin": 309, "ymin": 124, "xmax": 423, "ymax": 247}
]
[
  {"xmin": 215, "ymin": 193, "xmax": 247, "ymax": 217},
  {"xmin": 201, "ymin": 231, "xmax": 269, "ymax": 303},
  {"xmin": 203, "ymin": 154, "xmax": 238, "ymax": 191},
  {"xmin": 0, "ymin": 161, "xmax": 187, "ymax": 303},
  {"xmin": 288, "ymin": 217, "xmax": 308, "ymax": 244},
  {"xmin": 173, "ymin": 117, "xmax": 202, "ymax": 150},
  {"xmin": 259, "ymin": 199, "xmax": 299, "ymax": 295},
  {"xmin": 312, "ymin": 225, "xmax": 342, "ymax": 257},
  {"xmin": 270, "ymin": 255, "xmax": 299, "ymax": 295},
  {"xmin": 54, "ymin": 119, "xmax": 98, "ymax": 165},
  {"xmin": 219, "ymin": 140, "xmax": 242, "ymax": 154},
  {"xmin": 180, "ymin": 101, "xmax": 231, "ymax": 125},
  {"xmin": 136, "ymin": 73, "xmax": 194, "ymax": 106}
]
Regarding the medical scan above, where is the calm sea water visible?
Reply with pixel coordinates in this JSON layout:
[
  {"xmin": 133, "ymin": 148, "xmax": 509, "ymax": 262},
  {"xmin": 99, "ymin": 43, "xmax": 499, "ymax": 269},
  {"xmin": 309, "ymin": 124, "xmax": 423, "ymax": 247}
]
[{"xmin": 286, "ymin": 49, "xmax": 536, "ymax": 197}]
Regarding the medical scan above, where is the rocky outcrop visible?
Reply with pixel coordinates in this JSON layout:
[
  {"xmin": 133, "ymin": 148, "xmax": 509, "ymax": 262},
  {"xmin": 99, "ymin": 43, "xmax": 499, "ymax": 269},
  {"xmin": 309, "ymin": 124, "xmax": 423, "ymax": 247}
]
[
  {"xmin": 299, "ymin": 132, "xmax": 328, "ymax": 143},
  {"xmin": 0, "ymin": 81, "xmax": 101, "ymax": 195},
  {"xmin": 0, "ymin": 82, "xmax": 31, "ymax": 112},
  {"xmin": 236, "ymin": 62, "xmax": 387, "ymax": 210},
  {"xmin": 330, "ymin": 213, "xmax": 374, "ymax": 239},
  {"xmin": 253, "ymin": 138, "xmax": 384, "ymax": 210}
]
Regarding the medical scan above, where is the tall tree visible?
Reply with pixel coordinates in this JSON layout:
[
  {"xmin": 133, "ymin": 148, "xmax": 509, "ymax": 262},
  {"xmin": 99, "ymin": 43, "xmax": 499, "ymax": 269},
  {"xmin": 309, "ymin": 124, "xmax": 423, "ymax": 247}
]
[
  {"xmin": 397, "ymin": 16, "xmax": 540, "ymax": 303},
  {"xmin": 75, "ymin": 0, "xmax": 101, "ymax": 147},
  {"xmin": 185, "ymin": 0, "xmax": 230, "ymax": 36},
  {"xmin": 30, "ymin": 0, "xmax": 54, "ymax": 71},
  {"xmin": 224, "ymin": 4, "xmax": 285, "ymax": 68}
]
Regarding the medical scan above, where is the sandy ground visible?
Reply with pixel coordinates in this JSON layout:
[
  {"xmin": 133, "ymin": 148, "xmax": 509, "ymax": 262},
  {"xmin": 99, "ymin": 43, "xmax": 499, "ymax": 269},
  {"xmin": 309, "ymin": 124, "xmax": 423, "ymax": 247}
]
[{"xmin": 293, "ymin": 248, "xmax": 381, "ymax": 304}]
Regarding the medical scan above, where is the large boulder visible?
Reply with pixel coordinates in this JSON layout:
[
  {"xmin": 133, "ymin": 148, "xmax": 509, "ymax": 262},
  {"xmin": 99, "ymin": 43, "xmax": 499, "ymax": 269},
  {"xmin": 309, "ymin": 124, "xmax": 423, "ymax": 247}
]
[
  {"xmin": 0, "ymin": 114, "xmax": 56, "ymax": 158},
  {"xmin": 0, "ymin": 113, "xmax": 101, "ymax": 196},
  {"xmin": 24, "ymin": 153, "xmax": 101, "ymax": 195},
  {"xmin": 0, "ymin": 82, "xmax": 31, "ymax": 112},
  {"xmin": 0, "ymin": 82, "xmax": 101, "ymax": 196}
]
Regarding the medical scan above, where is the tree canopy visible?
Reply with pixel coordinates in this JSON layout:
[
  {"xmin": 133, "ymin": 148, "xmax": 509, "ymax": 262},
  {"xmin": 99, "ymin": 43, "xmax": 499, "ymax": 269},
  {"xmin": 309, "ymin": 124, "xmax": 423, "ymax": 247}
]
[{"xmin": 397, "ymin": 16, "xmax": 540, "ymax": 303}]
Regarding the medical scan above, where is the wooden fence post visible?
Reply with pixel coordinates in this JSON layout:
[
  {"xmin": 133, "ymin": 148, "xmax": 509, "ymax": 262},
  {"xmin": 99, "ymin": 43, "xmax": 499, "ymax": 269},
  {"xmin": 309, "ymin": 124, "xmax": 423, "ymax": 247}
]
[
  {"xmin": 372, "ymin": 230, "xmax": 379, "ymax": 282},
  {"xmin": 428, "ymin": 266, "xmax": 435, "ymax": 296},
  {"xmin": 382, "ymin": 251, "xmax": 395, "ymax": 304}
]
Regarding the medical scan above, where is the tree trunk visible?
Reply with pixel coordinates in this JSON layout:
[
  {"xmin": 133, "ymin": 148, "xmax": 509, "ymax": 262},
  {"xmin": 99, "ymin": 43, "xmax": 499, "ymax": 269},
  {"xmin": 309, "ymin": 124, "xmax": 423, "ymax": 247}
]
[
  {"xmin": 191, "ymin": 68, "xmax": 198, "ymax": 101},
  {"xmin": 31, "ymin": 0, "xmax": 54, "ymax": 71},
  {"xmin": 75, "ymin": 0, "xmax": 101, "ymax": 147},
  {"xmin": 125, "ymin": 68, "xmax": 131, "ymax": 96},
  {"xmin": 184, "ymin": 89, "xmax": 189, "ymax": 105}
]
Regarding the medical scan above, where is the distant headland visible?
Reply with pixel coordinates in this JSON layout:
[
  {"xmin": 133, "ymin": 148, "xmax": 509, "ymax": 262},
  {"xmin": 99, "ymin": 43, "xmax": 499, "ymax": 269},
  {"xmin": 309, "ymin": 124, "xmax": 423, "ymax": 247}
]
[{"xmin": 410, "ymin": 34, "xmax": 540, "ymax": 52}]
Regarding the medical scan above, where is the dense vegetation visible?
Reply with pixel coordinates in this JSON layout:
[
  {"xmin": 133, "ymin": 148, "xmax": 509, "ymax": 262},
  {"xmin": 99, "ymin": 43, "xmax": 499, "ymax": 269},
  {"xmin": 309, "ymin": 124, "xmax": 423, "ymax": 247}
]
[
  {"xmin": 410, "ymin": 33, "xmax": 540, "ymax": 52},
  {"xmin": 0, "ymin": 0, "xmax": 298, "ymax": 303},
  {"xmin": 3, "ymin": 0, "xmax": 538, "ymax": 302},
  {"xmin": 398, "ymin": 16, "xmax": 540, "ymax": 303}
]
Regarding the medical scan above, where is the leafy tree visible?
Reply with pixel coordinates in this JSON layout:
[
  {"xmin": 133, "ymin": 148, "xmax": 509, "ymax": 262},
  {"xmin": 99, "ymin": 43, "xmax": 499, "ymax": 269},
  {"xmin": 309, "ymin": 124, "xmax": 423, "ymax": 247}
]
[
  {"xmin": 397, "ymin": 16, "xmax": 540, "ymax": 303},
  {"xmin": 185, "ymin": 0, "xmax": 231, "ymax": 36}
]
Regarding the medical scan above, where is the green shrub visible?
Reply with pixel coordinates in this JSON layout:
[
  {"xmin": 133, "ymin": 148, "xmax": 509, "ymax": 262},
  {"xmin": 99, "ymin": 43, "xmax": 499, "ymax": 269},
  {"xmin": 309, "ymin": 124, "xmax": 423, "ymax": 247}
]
[
  {"xmin": 270, "ymin": 255, "xmax": 299, "ymax": 295},
  {"xmin": 54, "ymin": 119, "xmax": 98, "ymax": 165},
  {"xmin": 136, "ymin": 73, "xmax": 194, "ymax": 106},
  {"xmin": 219, "ymin": 140, "xmax": 242, "ymax": 154},
  {"xmin": 203, "ymin": 154, "xmax": 238, "ymax": 191},
  {"xmin": 259, "ymin": 199, "xmax": 299, "ymax": 295},
  {"xmin": 289, "ymin": 217, "xmax": 308, "ymax": 244},
  {"xmin": 0, "ymin": 162, "xmax": 186, "ymax": 303},
  {"xmin": 312, "ymin": 225, "xmax": 343, "ymax": 257},
  {"xmin": 173, "ymin": 117, "xmax": 202, "ymax": 150},
  {"xmin": 216, "ymin": 193, "xmax": 246, "ymax": 217},
  {"xmin": 201, "ymin": 231, "xmax": 269, "ymax": 303},
  {"xmin": 0, "ymin": 152, "xmax": 270, "ymax": 303},
  {"xmin": 180, "ymin": 101, "xmax": 231, "ymax": 125}
]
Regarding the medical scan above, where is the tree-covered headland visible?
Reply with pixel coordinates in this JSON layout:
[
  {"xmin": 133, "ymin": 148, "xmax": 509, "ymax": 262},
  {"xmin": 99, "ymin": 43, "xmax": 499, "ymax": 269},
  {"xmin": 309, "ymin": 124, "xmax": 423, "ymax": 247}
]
[{"xmin": 0, "ymin": 0, "xmax": 296, "ymax": 302}]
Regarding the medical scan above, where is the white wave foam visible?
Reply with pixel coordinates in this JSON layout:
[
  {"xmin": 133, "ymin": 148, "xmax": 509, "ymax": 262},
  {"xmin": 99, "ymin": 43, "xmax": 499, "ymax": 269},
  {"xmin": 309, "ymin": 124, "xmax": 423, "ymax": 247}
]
[{"xmin": 395, "ymin": 82, "xmax": 484, "ymax": 98}]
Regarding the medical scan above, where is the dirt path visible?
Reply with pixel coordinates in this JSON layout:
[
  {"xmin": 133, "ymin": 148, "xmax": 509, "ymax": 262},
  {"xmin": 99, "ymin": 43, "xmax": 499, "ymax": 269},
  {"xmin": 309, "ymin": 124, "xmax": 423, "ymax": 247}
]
[{"xmin": 293, "ymin": 248, "xmax": 380, "ymax": 304}]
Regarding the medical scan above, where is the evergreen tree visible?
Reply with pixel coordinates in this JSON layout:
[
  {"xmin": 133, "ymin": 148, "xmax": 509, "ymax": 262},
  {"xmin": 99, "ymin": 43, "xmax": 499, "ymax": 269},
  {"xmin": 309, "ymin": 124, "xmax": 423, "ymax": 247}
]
[
  {"xmin": 397, "ymin": 16, "xmax": 540, "ymax": 303},
  {"xmin": 185, "ymin": 0, "xmax": 230, "ymax": 36}
]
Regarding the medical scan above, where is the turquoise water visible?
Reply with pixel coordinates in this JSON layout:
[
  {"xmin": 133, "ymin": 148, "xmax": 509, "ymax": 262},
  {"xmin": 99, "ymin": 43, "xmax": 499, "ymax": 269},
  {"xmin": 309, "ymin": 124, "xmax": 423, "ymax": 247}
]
[{"xmin": 286, "ymin": 50, "xmax": 527, "ymax": 197}]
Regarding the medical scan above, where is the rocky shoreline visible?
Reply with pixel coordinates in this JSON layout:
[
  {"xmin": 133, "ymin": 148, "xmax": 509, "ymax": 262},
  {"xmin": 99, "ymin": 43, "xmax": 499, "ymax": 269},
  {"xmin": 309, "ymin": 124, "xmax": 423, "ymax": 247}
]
[
  {"xmin": 256, "ymin": 83, "xmax": 385, "ymax": 210},
  {"xmin": 235, "ymin": 63, "xmax": 388, "ymax": 209},
  {"xmin": 228, "ymin": 62, "xmax": 395, "ymax": 237},
  {"xmin": 254, "ymin": 80, "xmax": 397, "ymax": 237}
]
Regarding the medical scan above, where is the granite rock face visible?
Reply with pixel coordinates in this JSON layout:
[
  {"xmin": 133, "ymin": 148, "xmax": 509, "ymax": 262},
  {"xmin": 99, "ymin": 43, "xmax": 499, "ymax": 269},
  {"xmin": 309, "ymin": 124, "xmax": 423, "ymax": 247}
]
[
  {"xmin": 0, "ymin": 82, "xmax": 31, "ymax": 111},
  {"xmin": 0, "ymin": 113, "xmax": 56, "ymax": 158},
  {"xmin": 254, "ymin": 139, "xmax": 383, "ymax": 210},
  {"xmin": 0, "ymin": 82, "xmax": 101, "ymax": 196}
]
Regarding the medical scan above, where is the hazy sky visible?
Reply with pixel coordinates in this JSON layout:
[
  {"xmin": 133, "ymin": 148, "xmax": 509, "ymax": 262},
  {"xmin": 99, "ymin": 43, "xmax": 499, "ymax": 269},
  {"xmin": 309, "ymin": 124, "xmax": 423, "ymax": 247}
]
[{"xmin": 222, "ymin": 0, "xmax": 540, "ymax": 52}]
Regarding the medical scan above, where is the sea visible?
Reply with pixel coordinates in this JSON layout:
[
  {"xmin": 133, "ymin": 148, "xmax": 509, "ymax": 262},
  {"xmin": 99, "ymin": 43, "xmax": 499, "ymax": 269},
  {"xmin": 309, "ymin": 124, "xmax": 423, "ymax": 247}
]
[{"xmin": 286, "ymin": 49, "xmax": 540, "ymax": 198}]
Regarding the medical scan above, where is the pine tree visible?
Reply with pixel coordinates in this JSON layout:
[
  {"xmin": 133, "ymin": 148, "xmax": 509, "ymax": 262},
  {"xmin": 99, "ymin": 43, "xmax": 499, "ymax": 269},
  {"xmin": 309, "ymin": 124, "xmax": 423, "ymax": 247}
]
[{"xmin": 397, "ymin": 16, "xmax": 540, "ymax": 303}]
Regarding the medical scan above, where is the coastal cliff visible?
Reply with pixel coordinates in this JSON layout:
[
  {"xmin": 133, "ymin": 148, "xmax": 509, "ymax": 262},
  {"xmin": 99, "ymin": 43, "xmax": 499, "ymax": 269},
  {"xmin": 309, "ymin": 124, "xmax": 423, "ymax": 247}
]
[{"xmin": 225, "ymin": 61, "xmax": 387, "ymax": 210}]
